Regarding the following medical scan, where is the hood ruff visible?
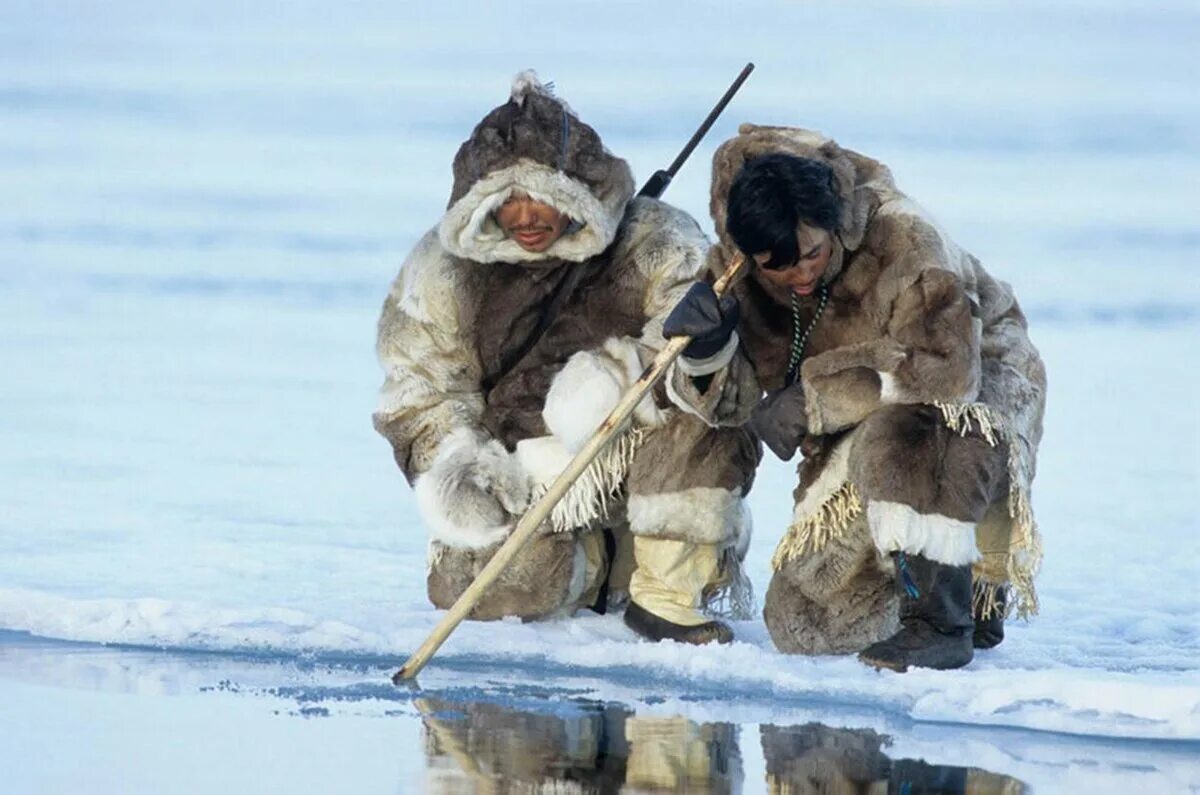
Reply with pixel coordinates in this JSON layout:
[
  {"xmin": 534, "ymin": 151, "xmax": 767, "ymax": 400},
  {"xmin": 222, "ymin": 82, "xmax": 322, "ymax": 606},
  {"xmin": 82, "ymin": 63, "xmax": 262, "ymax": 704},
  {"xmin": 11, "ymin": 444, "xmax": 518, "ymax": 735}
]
[
  {"xmin": 438, "ymin": 70, "xmax": 635, "ymax": 266},
  {"xmin": 709, "ymin": 124, "xmax": 886, "ymax": 291}
]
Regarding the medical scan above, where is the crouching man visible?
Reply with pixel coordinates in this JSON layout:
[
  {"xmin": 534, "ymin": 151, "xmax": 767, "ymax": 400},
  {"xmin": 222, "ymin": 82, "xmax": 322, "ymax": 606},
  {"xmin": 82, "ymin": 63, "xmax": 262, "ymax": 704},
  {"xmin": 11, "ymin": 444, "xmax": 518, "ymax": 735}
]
[
  {"xmin": 665, "ymin": 125, "xmax": 1046, "ymax": 670},
  {"xmin": 373, "ymin": 73, "xmax": 759, "ymax": 644}
]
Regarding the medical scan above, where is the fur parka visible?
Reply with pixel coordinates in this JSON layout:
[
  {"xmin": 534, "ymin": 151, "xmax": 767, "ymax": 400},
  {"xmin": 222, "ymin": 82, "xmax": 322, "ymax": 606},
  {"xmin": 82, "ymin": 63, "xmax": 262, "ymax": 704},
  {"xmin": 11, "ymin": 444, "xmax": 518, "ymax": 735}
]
[
  {"xmin": 670, "ymin": 125, "xmax": 1046, "ymax": 650},
  {"xmin": 373, "ymin": 74, "xmax": 757, "ymax": 618}
]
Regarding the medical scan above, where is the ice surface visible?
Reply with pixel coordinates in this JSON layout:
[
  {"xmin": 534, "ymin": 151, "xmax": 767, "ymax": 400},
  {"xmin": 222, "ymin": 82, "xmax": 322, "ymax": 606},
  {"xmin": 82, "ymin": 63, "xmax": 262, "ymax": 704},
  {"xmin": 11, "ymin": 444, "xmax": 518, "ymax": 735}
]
[{"xmin": 1, "ymin": 0, "xmax": 1198, "ymax": 768}]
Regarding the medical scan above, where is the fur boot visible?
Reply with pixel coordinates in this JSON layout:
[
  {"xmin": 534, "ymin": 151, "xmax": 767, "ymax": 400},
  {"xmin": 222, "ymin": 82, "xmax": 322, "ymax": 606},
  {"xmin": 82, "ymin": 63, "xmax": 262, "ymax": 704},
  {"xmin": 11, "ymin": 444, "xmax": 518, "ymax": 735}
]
[{"xmin": 858, "ymin": 552, "xmax": 974, "ymax": 672}]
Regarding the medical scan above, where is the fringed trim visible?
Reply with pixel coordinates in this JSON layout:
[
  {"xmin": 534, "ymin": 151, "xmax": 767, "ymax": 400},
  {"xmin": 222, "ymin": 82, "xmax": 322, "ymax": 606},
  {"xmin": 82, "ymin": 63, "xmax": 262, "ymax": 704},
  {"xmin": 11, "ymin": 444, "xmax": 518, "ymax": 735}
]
[
  {"xmin": 935, "ymin": 400, "xmax": 1001, "ymax": 447},
  {"xmin": 936, "ymin": 401, "xmax": 1042, "ymax": 618},
  {"xmin": 705, "ymin": 547, "xmax": 756, "ymax": 620},
  {"xmin": 1006, "ymin": 486, "xmax": 1042, "ymax": 618},
  {"xmin": 972, "ymin": 579, "xmax": 1010, "ymax": 621},
  {"xmin": 771, "ymin": 481, "xmax": 864, "ymax": 571},
  {"xmin": 529, "ymin": 428, "xmax": 646, "ymax": 534}
]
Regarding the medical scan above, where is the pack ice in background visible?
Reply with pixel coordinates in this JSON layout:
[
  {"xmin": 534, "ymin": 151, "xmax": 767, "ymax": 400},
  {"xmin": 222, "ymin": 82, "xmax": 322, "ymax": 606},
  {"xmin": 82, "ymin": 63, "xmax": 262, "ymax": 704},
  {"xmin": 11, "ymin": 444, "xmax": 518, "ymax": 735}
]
[{"xmin": 1, "ymin": 1, "xmax": 1196, "ymax": 793}]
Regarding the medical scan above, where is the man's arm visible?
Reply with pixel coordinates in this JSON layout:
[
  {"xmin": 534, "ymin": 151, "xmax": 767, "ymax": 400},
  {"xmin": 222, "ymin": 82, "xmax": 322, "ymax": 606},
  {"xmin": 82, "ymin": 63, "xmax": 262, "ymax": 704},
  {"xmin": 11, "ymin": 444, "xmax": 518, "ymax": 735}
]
[
  {"xmin": 373, "ymin": 231, "xmax": 529, "ymax": 547},
  {"xmin": 799, "ymin": 216, "xmax": 982, "ymax": 437},
  {"xmin": 661, "ymin": 248, "xmax": 763, "ymax": 429}
]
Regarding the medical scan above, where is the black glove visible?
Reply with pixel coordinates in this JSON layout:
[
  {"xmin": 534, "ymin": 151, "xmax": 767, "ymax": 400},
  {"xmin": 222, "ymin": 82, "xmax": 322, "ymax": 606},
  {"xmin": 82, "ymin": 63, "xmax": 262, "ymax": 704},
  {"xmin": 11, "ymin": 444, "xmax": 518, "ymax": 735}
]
[
  {"xmin": 663, "ymin": 282, "xmax": 740, "ymax": 360},
  {"xmin": 748, "ymin": 383, "xmax": 809, "ymax": 460}
]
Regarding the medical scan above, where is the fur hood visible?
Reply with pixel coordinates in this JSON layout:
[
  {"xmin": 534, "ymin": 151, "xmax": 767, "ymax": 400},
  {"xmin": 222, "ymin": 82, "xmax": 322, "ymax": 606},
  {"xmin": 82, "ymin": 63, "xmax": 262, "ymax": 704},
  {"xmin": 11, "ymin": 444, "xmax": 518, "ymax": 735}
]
[
  {"xmin": 438, "ymin": 71, "xmax": 636, "ymax": 265},
  {"xmin": 708, "ymin": 123, "xmax": 895, "ymax": 288}
]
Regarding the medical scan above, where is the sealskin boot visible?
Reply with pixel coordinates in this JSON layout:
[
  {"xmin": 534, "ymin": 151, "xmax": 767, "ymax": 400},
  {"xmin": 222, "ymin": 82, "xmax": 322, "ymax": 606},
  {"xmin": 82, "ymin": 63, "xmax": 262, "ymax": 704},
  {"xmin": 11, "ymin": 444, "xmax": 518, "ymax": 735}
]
[
  {"xmin": 624, "ymin": 601, "xmax": 733, "ymax": 645},
  {"xmin": 973, "ymin": 586, "xmax": 1005, "ymax": 650},
  {"xmin": 858, "ymin": 552, "xmax": 974, "ymax": 672}
]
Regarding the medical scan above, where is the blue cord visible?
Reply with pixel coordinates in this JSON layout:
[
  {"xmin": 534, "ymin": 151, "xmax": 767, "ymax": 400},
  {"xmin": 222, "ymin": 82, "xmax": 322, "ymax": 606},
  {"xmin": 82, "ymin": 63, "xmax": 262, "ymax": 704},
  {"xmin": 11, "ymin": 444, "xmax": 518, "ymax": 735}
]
[{"xmin": 897, "ymin": 552, "xmax": 920, "ymax": 599}]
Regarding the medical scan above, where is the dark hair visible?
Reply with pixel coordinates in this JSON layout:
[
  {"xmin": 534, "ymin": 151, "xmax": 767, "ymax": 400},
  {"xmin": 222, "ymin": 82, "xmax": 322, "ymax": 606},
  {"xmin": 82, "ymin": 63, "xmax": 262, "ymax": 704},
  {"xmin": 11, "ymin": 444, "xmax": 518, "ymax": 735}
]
[{"xmin": 726, "ymin": 153, "xmax": 842, "ymax": 270}]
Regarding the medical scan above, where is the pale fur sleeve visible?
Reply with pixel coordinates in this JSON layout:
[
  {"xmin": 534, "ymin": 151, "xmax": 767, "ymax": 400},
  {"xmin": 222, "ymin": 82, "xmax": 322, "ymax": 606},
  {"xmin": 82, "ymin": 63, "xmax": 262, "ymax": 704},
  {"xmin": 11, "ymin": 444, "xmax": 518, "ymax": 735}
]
[
  {"xmin": 801, "ymin": 213, "xmax": 982, "ymax": 436},
  {"xmin": 372, "ymin": 230, "xmax": 488, "ymax": 484},
  {"xmin": 542, "ymin": 198, "xmax": 714, "ymax": 447}
]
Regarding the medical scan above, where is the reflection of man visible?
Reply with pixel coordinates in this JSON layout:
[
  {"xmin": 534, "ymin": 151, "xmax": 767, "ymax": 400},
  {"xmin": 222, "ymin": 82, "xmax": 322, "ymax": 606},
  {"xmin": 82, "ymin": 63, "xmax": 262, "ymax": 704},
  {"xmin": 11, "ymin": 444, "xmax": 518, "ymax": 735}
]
[
  {"xmin": 760, "ymin": 722, "xmax": 1027, "ymax": 793},
  {"xmin": 417, "ymin": 695, "xmax": 1026, "ymax": 794},
  {"xmin": 373, "ymin": 72, "xmax": 758, "ymax": 643},
  {"xmin": 418, "ymin": 697, "xmax": 741, "ymax": 794},
  {"xmin": 419, "ymin": 697, "xmax": 629, "ymax": 792}
]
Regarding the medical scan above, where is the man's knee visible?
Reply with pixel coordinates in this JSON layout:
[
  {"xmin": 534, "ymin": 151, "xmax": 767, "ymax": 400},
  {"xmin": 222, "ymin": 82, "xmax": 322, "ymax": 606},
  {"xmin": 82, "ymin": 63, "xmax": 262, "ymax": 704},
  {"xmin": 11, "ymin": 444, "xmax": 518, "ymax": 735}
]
[{"xmin": 850, "ymin": 404, "xmax": 1004, "ymax": 522}]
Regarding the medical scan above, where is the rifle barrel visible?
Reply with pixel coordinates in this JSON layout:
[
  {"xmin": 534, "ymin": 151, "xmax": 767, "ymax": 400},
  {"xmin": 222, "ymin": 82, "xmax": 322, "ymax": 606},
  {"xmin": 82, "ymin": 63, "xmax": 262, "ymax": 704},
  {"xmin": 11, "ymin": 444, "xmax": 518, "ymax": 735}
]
[{"xmin": 665, "ymin": 62, "xmax": 755, "ymax": 178}]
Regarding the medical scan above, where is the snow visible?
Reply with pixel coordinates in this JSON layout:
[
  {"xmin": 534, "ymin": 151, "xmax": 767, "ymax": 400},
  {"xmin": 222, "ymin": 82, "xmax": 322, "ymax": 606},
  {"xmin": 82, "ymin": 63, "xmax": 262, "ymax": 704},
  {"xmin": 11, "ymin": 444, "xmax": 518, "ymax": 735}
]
[{"xmin": 1, "ymin": 0, "xmax": 1198, "ymax": 789}]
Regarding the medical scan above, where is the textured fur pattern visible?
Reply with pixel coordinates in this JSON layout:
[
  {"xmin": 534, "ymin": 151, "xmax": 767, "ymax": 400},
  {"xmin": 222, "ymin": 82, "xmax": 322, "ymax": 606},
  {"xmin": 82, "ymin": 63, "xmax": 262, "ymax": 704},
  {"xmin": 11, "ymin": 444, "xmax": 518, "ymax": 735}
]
[
  {"xmin": 376, "ymin": 74, "xmax": 757, "ymax": 620},
  {"xmin": 543, "ymin": 336, "xmax": 667, "ymax": 453},
  {"xmin": 413, "ymin": 428, "xmax": 530, "ymax": 550},
  {"xmin": 672, "ymin": 125, "xmax": 1046, "ymax": 649},
  {"xmin": 867, "ymin": 501, "xmax": 981, "ymax": 566},
  {"xmin": 627, "ymin": 487, "xmax": 746, "ymax": 546},
  {"xmin": 426, "ymin": 533, "xmax": 587, "ymax": 620},
  {"xmin": 764, "ymin": 511, "xmax": 899, "ymax": 655},
  {"xmin": 518, "ymin": 431, "xmax": 646, "ymax": 534},
  {"xmin": 439, "ymin": 159, "xmax": 626, "ymax": 264}
]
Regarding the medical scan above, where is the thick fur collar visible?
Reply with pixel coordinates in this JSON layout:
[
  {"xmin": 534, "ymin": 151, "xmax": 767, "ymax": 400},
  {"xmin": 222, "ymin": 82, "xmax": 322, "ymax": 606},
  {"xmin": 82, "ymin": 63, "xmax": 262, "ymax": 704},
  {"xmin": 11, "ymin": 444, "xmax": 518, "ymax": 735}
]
[{"xmin": 439, "ymin": 158, "xmax": 630, "ymax": 264}]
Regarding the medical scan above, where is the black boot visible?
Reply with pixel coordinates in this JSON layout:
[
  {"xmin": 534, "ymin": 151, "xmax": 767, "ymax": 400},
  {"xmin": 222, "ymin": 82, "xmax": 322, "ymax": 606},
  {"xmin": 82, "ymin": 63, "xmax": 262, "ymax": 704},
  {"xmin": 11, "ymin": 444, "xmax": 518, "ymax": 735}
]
[
  {"xmin": 858, "ymin": 552, "xmax": 974, "ymax": 672},
  {"xmin": 973, "ymin": 585, "xmax": 1006, "ymax": 649},
  {"xmin": 623, "ymin": 601, "xmax": 733, "ymax": 645}
]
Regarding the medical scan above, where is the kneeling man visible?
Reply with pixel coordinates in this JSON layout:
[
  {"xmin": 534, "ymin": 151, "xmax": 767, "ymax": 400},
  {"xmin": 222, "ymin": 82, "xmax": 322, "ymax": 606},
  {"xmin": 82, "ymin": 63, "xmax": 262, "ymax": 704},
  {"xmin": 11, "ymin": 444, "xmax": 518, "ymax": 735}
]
[{"xmin": 373, "ymin": 73, "xmax": 759, "ymax": 644}]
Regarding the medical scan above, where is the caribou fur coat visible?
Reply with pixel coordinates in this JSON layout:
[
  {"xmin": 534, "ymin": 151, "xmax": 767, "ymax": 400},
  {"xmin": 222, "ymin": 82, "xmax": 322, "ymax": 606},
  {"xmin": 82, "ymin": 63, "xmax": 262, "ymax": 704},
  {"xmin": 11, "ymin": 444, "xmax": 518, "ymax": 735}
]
[
  {"xmin": 669, "ymin": 124, "xmax": 1047, "ymax": 653},
  {"xmin": 372, "ymin": 74, "xmax": 757, "ymax": 619}
]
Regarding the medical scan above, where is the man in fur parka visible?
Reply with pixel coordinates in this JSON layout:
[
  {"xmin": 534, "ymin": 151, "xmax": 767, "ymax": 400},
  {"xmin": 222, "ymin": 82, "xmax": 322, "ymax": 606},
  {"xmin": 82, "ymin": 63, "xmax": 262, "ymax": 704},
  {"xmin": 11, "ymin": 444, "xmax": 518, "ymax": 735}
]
[
  {"xmin": 372, "ymin": 73, "xmax": 759, "ymax": 645},
  {"xmin": 665, "ymin": 124, "xmax": 1046, "ymax": 671}
]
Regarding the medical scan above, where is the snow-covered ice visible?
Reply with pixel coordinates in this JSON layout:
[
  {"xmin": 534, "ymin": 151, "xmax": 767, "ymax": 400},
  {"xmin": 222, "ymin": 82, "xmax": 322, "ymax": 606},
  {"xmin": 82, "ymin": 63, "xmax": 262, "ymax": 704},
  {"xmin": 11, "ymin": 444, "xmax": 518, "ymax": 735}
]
[{"xmin": 1, "ymin": 1, "xmax": 1198, "ymax": 791}]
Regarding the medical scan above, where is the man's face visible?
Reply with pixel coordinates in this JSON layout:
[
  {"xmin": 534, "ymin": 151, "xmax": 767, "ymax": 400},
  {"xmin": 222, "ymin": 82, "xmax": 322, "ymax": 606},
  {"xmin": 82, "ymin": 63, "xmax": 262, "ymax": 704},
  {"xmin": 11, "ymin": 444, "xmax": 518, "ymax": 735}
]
[
  {"xmin": 752, "ymin": 224, "xmax": 834, "ymax": 298},
  {"xmin": 494, "ymin": 192, "xmax": 571, "ymax": 253}
]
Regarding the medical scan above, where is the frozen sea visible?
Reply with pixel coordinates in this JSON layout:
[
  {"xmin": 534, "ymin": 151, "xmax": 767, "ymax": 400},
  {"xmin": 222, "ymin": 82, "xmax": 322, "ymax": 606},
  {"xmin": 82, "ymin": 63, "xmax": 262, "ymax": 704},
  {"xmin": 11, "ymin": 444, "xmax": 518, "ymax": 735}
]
[{"xmin": 1, "ymin": 1, "xmax": 1198, "ymax": 792}]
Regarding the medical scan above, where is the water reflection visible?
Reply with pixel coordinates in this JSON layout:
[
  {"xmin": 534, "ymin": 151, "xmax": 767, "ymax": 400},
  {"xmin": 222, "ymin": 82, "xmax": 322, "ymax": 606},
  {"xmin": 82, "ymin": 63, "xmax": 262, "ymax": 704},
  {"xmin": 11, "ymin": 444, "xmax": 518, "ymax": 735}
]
[
  {"xmin": 417, "ymin": 696, "xmax": 1025, "ymax": 794},
  {"xmin": 761, "ymin": 723, "xmax": 1025, "ymax": 794}
]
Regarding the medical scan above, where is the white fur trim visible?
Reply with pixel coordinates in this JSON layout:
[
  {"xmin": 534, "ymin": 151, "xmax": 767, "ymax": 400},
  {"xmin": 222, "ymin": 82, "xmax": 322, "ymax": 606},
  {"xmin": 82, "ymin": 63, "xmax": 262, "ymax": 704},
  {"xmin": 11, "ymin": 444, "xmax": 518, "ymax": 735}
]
[
  {"xmin": 438, "ymin": 160, "xmax": 623, "ymax": 264},
  {"xmin": 731, "ymin": 498, "xmax": 753, "ymax": 560},
  {"xmin": 792, "ymin": 436, "xmax": 853, "ymax": 525},
  {"xmin": 413, "ymin": 429, "xmax": 530, "ymax": 550},
  {"xmin": 676, "ymin": 332, "xmax": 739, "ymax": 377},
  {"xmin": 627, "ymin": 487, "xmax": 745, "ymax": 546},
  {"xmin": 602, "ymin": 336, "xmax": 669, "ymax": 429},
  {"xmin": 514, "ymin": 435, "xmax": 573, "ymax": 486},
  {"xmin": 867, "ymin": 500, "xmax": 981, "ymax": 566},
  {"xmin": 543, "ymin": 338, "xmax": 664, "ymax": 453},
  {"xmin": 877, "ymin": 370, "xmax": 904, "ymax": 403},
  {"xmin": 510, "ymin": 69, "xmax": 543, "ymax": 105},
  {"xmin": 543, "ymin": 350, "xmax": 626, "ymax": 453}
]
